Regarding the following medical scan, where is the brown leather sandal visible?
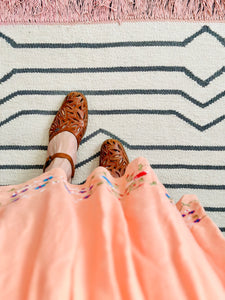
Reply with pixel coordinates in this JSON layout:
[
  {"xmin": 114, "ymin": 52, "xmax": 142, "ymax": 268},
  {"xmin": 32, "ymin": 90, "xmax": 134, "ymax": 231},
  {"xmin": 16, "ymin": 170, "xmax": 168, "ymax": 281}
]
[
  {"xmin": 43, "ymin": 92, "xmax": 88, "ymax": 178},
  {"xmin": 99, "ymin": 139, "xmax": 129, "ymax": 178}
]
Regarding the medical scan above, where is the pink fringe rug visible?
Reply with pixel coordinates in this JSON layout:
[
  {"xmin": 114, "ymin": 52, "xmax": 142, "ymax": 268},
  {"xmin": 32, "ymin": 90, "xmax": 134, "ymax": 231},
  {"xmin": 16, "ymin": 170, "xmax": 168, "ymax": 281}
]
[{"xmin": 0, "ymin": 0, "xmax": 224, "ymax": 24}]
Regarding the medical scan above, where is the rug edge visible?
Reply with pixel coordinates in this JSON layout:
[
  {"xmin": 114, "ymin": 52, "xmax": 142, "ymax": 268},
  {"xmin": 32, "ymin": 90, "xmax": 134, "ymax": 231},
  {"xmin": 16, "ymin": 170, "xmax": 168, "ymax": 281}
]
[{"xmin": 0, "ymin": 0, "xmax": 224, "ymax": 25}]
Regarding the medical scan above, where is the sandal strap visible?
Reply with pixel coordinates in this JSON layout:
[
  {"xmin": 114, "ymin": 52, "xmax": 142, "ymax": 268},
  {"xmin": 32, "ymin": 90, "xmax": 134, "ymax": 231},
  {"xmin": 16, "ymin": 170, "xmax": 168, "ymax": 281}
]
[{"xmin": 43, "ymin": 153, "xmax": 75, "ymax": 178}]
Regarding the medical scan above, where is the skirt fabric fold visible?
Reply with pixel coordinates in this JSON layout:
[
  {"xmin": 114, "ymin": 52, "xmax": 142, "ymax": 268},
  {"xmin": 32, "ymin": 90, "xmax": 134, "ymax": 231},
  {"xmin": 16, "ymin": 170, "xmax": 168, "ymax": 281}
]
[{"xmin": 0, "ymin": 157, "xmax": 224, "ymax": 300}]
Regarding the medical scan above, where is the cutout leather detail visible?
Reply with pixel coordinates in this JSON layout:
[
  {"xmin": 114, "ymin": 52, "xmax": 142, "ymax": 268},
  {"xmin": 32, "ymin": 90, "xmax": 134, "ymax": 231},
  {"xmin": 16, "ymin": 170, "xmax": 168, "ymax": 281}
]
[
  {"xmin": 49, "ymin": 92, "xmax": 88, "ymax": 147},
  {"xmin": 99, "ymin": 139, "xmax": 129, "ymax": 178},
  {"xmin": 43, "ymin": 92, "xmax": 88, "ymax": 178}
]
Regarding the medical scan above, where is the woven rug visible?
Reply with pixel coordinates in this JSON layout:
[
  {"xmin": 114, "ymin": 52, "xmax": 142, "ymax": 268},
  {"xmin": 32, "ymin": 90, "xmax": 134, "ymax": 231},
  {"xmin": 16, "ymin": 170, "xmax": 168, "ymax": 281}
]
[{"xmin": 0, "ymin": 14, "xmax": 225, "ymax": 235}]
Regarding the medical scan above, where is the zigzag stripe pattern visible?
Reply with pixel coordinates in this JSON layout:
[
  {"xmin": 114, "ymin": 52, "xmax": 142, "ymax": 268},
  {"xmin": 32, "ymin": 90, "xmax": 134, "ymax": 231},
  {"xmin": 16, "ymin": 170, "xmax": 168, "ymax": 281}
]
[
  {"xmin": 0, "ymin": 26, "xmax": 224, "ymax": 48},
  {"xmin": 1, "ymin": 23, "xmax": 225, "ymax": 233},
  {"xmin": 1, "ymin": 140, "xmax": 225, "ymax": 151},
  {"xmin": 1, "ymin": 66, "xmax": 225, "ymax": 86},
  {"xmin": 1, "ymin": 89, "xmax": 225, "ymax": 108},
  {"xmin": 1, "ymin": 109, "xmax": 225, "ymax": 131}
]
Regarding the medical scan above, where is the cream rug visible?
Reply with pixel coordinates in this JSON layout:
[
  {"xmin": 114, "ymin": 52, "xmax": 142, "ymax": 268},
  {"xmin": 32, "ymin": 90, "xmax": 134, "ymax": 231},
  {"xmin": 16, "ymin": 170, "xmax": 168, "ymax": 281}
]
[{"xmin": 0, "ymin": 22, "xmax": 225, "ymax": 233}]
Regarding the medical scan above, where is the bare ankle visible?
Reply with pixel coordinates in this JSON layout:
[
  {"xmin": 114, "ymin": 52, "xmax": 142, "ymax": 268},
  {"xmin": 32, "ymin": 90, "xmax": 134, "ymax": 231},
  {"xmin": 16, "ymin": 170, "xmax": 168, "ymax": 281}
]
[
  {"xmin": 45, "ymin": 131, "xmax": 77, "ymax": 182},
  {"xmin": 45, "ymin": 158, "xmax": 73, "ymax": 182}
]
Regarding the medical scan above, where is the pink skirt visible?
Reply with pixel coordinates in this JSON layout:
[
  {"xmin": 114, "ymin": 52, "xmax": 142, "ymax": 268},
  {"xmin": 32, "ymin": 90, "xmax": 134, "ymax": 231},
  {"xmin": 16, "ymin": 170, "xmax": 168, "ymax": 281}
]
[{"xmin": 0, "ymin": 157, "xmax": 225, "ymax": 299}]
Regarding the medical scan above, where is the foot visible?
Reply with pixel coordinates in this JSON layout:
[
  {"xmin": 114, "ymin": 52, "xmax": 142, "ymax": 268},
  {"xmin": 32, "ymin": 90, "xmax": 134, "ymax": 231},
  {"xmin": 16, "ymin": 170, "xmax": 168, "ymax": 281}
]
[
  {"xmin": 44, "ymin": 131, "xmax": 77, "ymax": 182},
  {"xmin": 99, "ymin": 139, "xmax": 129, "ymax": 178},
  {"xmin": 43, "ymin": 92, "xmax": 88, "ymax": 181},
  {"xmin": 49, "ymin": 92, "xmax": 88, "ymax": 148}
]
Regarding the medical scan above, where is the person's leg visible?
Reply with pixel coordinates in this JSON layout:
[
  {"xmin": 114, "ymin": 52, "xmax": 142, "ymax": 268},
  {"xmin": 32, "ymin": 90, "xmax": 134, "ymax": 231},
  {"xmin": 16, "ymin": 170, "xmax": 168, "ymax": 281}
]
[
  {"xmin": 44, "ymin": 131, "xmax": 77, "ymax": 182},
  {"xmin": 43, "ymin": 91, "xmax": 88, "ymax": 182}
]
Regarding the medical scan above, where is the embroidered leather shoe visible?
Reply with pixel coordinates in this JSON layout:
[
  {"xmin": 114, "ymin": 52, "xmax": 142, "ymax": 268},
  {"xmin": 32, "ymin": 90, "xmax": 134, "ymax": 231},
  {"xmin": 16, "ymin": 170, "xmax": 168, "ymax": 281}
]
[
  {"xmin": 99, "ymin": 139, "xmax": 129, "ymax": 178},
  {"xmin": 43, "ymin": 92, "xmax": 88, "ymax": 178}
]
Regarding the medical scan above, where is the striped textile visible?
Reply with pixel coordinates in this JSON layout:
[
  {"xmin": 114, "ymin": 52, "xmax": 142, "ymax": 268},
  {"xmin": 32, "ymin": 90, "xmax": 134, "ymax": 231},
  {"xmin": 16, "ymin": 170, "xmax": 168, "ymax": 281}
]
[{"xmin": 0, "ymin": 22, "xmax": 225, "ymax": 234}]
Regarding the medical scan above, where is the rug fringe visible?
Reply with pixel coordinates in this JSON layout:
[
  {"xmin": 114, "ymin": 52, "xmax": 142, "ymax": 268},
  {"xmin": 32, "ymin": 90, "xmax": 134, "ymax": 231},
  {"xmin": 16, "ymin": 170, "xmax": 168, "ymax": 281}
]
[{"xmin": 0, "ymin": 0, "xmax": 224, "ymax": 24}]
